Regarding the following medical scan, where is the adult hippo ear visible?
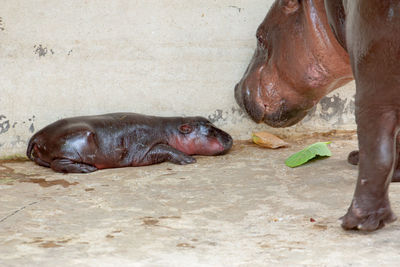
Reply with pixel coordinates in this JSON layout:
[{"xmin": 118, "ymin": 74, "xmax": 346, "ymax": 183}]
[
  {"xmin": 178, "ymin": 124, "xmax": 193, "ymax": 134},
  {"xmin": 280, "ymin": 0, "xmax": 300, "ymax": 14}
]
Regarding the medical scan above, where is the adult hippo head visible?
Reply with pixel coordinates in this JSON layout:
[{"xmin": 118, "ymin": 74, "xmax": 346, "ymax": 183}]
[{"xmin": 235, "ymin": 0, "xmax": 353, "ymax": 127}]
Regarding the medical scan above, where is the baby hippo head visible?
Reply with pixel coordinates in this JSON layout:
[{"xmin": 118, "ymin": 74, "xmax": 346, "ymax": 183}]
[{"xmin": 169, "ymin": 117, "xmax": 233, "ymax": 156}]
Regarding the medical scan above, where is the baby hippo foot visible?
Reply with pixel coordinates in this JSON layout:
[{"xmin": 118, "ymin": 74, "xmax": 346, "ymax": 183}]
[
  {"xmin": 169, "ymin": 152, "xmax": 196, "ymax": 165},
  {"xmin": 50, "ymin": 158, "xmax": 98, "ymax": 173},
  {"xmin": 341, "ymin": 198, "xmax": 397, "ymax": 231}
]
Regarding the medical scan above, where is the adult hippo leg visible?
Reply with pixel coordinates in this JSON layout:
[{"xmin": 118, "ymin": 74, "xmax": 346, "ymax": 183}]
[
  {"xmin": 138, "ymin": 144, "xmax": 196, "ymax": 166},
  {"xmin": 340, "ymin": 0, "xmax": 400, "ymax": 231},
  {"xmin": 50, "ymin": 158, "xmax": 98, "ymax": 173},
  {"xmin": 348, "ymin": 149, "xmax": 400, "ymax": 182},
  {"xmin": 341, "ymin": 111, "xmax": 399, "ymax": 230}
]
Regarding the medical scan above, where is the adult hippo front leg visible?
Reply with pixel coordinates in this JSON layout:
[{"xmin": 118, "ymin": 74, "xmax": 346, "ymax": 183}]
[
  {"xmin": 341, "ymin": 110, "xmax": 398, "ymax": 230},
  {"xmin": 340, "ymin": 0, "xmax": 400, "ymax": 231},
  {"xmin": 347, "ymin": 145, "xmax": 400, "ymax": 182}
]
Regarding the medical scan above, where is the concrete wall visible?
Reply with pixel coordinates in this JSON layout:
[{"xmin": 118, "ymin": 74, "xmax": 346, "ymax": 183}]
[{"xmin": 0, "ymin": 0, "xmax": 356, "ymax": 158}]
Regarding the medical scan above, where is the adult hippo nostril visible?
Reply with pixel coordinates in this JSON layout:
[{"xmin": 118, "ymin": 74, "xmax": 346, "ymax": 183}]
[
  {"xmin": 243, "ymin": 98, "xmax": 265, "ymax": 123},
  {"xmin": 235, "ymin": 81, "xmax": 266, "ymax": 123},
  {"xmin": 234, "ymin": 83, "xmax": 245, "ymax": 110}
]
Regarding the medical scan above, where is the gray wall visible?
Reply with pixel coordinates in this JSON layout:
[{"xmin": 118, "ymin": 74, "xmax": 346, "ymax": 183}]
[{"xmin": 0, "ymin": 0, "xmax": 356, "ymax": 158}]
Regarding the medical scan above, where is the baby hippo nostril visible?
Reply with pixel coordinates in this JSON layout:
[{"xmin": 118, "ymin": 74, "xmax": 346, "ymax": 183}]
[
  {"xmin": 225, "ymin": 134, "xmax": 233, "ymax": 149},
  {"xmin": 216, "ymin": 132, "xmax": 233, "ymax": 155}
]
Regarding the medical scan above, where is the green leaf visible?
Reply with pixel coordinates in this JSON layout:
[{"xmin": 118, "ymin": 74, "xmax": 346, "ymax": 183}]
[{"xmin": 285, "ymin": 142, "xmax": 332, "ymax": 168}]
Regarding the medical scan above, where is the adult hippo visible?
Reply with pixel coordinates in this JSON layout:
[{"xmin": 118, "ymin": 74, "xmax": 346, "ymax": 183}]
[
  {"xmin": 235, "ymin": 0, "xmax": 400, "ymax": 231},
  {"xmin": 27, "ymin": 113, "xmax": 233, "ymax": 173}
]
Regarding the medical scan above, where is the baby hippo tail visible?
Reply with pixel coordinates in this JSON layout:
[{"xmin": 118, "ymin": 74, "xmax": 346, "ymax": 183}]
[{"xmin": 26, "ymin": 134, "xmax": 37, "ymax": 161}]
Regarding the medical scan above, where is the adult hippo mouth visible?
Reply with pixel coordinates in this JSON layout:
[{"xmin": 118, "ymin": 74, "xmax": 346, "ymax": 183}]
[
  {"xmin": 235, "ymin": 78, "xmax": 313, "ymax": 128},
  {"xmin": 235, "ymin": 0, "xmax": 353, "ymax": 128}
]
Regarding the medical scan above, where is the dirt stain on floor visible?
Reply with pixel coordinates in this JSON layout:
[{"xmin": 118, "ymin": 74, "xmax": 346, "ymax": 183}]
[
  {"xmin": 24, "ymin": 237, "xmax": 71, "ymax": 248},
  {"xmin": 176, "ymin": 243, "xmax": 195, "ymax": 249},
  {"xmin": 19, "ymin": 178, "xmax": 79, "ymax": 188},
  {"xmin": 142, "ymin": 217, "xmax": 160, "ymax": 226},
  {"xmin": 0, "ymin": 161, "xmax": 37, "ymax": 185},
  {"xmin": 39, "ymin": 241, "xmax": 62, "ymax": 248},
  {"xmin": 158, "ymin": 216, "xmax": 181, "ymax": 219},
  {"xmin": 140, "ymin": 216, "xmax": 181, "ymax": 228},
  {"xmin": 1, "ymin": 160, "xmax": 79, "ymax": 188}
]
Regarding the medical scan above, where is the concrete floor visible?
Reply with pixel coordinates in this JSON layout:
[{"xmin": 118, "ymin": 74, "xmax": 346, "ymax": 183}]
[{"xmin": 1, "ymin": 133, "xmax": 400, "ymax": 266}]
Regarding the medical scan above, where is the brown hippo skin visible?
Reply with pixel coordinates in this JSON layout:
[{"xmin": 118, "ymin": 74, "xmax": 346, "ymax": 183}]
[
  {"xmin": 235, "ymin": 0, "xmax": 400, "ymax": 231},
  {"xmin": 27, "ymin": 113, "xmax": 233, "ymax": 173}
]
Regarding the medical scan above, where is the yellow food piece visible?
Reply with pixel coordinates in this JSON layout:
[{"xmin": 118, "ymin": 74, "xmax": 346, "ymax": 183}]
[{"xmin": 252, "ymin": 131, "xmax": 289, "ymax": 149}]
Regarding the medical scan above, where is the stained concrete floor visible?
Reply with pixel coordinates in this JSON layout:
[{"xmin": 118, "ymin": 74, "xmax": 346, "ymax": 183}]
[{"xmin": 1, "ymin": 133, "xmax": 400, "ymax": 266}]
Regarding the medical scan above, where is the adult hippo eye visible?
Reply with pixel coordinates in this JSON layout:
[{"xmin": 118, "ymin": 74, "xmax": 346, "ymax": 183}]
[
  {"xmin": 178, "ymin": 124, "xmax": 193, "ymax": 134},
  {"xmin": 256, "ymin": 32, "xmax": 267, "ymax": 49}
]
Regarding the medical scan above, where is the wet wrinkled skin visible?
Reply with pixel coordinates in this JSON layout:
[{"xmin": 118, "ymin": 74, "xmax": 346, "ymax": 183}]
[
  {"xmin": 236, "ymin": 0, "xmax": 400, "ymax": 232},
  {"xmin": 235, "ymin": 0, "xmax": 353, "ymax": 127},
  {"xmin": 27, "ymin": 113, "xmax": 232, "ymax": 173}
]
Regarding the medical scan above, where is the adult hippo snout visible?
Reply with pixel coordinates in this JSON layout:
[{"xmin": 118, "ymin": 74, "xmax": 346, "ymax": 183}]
[
  {"xmin": 235, "ymin": 0, "xmax": 353, "ymax": 128},
  {"xmin": 234, "ymin": 53, "xmax": 312, "ymax": 127},
  {"xmin": 235, "ymin": 82, "xmax": 310, "ymax": 128}
]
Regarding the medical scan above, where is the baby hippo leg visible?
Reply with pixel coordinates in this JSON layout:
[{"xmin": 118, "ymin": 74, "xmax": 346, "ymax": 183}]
[
  {"xmin": 31, "ymin": 149, "xmax": 51, "ymax": 168},
  {"xmin": 50, "ymin": 158, "xmax": 98, "ymax": 173},
  {"xmin": 140, "ymin": 144, "xmax": 196, "ymax": 166}
]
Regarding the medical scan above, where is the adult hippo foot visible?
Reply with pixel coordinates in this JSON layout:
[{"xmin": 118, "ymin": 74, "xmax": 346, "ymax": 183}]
[
  {"xmin": 341, "ymin": 198, "xmax": 397, "ymax": 231},
  {"xmin": 347, "ymin": 151, "xmax": 359, "ymax": 166}
]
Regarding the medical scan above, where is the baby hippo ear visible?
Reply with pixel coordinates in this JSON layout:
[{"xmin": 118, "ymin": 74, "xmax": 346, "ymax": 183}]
[
  {"xmin": 280, "ymin": 0, "xmax": 300, "ymax": 13},
  {"xmin": 178, "ymin": 124, "xmax": 193, "ymax": 134}
]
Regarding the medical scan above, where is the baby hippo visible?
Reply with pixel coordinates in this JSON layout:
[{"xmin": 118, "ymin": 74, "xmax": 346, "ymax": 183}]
[{"xmin": 27, "ymin": 113, "xmax": 233, "ymax": 173}]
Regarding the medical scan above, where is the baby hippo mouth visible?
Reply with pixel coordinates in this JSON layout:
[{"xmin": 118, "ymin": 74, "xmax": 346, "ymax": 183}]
[
  {"xmin": 209, "ymin": 132, "xmax": 233, "ymax": 155},
  {"xmin": 195, "ymin": 123, "xmax": 233, "ymax": 155},
  {"xmin": 170, "ymin": 122, "xmax": 233, "ymax": 156},
  {"xmin": 192, "ymin": 129, "xmax": 233, "ymax": 156}
]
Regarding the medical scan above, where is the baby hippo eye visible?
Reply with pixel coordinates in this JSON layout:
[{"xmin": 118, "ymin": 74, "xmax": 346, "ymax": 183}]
[{"xmin": 178, "ymin": 124, "xmax": 193, "ymax": 134}]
